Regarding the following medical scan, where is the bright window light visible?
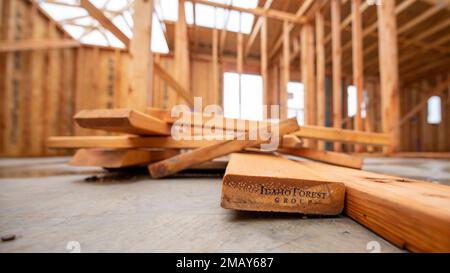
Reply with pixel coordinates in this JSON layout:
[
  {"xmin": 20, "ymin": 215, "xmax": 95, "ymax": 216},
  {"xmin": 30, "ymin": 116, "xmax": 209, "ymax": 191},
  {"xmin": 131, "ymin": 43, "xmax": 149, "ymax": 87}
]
[
  {"xmin": 287, "ymin": 82, "xmax": 305, "ymax": 126},
  {"xmin": 80, "ymin": 30, "xmax": 109, "ymax": 47},
  {"xmin": 40, "ymin": 3, "xmax": 87, "ymax": 21},
  {"xmin": 39, "ymin": 1, "xmax": 169, "ymax": 52},
  {"xmin": 223, "ymin": 72, "xmax": 263, "ymax": 121},
  {"xmin": 157, "ymin": 0, "xmax": 179, "ymax": 21},
  {"xmin": 185, "ymin": 1, "xmax": 195, "ymax": 24},
  {"xmin": 152, "ymin": 16, "xmax": 169, "ymax": 53},
  {"xmin": 347, "ymin": 86, "xmax": 357, "ymax": 117},
  {"xmin": 155, "ymin": 0, "xmax": 256, "ymax": 34},
  {"xmin": 240, "ymin": 74, "xmax": 263, "ymax": 121},
  {"xmin": 223, "ymin": 72, "xmax": 240, "ymax": 119},
  {"xmin": 427, "ymin": 96, "xmax": 442, "ymax": 124},
  {"xmin": 195, "ymin": 4, "xmax": 217, "ymax": 28}
]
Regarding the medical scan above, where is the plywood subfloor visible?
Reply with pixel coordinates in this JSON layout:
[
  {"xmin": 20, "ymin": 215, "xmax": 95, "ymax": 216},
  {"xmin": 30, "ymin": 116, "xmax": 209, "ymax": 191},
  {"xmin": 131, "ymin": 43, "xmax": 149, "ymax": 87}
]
[{"xmin": 1, "ymin": 156, "xmax": 448, "ymax": 252}]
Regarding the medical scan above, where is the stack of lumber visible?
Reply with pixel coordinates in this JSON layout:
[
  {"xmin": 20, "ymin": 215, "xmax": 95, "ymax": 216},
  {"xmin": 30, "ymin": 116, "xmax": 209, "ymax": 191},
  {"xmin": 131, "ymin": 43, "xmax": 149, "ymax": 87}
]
[
  {"xmin": 47, "ymin": 107, "xmax": 450, "ymax": 252},
  {"xmin": 48, "ymin": 107, "xmax": 391, "ymax": 171}
]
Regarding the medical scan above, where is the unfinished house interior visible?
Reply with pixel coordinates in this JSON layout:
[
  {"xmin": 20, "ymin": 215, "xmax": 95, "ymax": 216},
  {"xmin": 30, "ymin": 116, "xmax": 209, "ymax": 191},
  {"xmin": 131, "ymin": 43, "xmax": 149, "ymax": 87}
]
[{"xmin": 0, "ymin": 0, "xmax": 449, "ymax": 253}]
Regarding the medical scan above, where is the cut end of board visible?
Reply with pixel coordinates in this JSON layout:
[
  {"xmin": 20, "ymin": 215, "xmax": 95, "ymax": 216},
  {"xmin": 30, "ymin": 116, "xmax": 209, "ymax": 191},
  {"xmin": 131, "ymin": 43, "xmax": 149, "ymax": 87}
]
[{"xmin": 221, "ymin": 153, "xmax": 346, "ymax": 215}]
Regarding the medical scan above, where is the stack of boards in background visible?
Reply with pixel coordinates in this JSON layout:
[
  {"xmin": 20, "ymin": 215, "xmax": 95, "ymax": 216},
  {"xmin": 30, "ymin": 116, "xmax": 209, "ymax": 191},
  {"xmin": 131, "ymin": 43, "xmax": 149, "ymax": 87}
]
[{"xmin": 47, "ymin": 108, "xmax": 450, "ymax": 252}]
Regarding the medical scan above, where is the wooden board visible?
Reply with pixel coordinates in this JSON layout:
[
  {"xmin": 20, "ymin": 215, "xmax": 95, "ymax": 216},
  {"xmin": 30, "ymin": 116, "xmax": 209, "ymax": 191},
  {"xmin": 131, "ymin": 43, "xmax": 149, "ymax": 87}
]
[
  {"xmin": 299, "ymin": 161, "xmax": 450, "ymax": 252},
  {"xmin": 148, "ymin": 118, "xmax": 300, "ymax": 178},
  {"xmin": 145, "ymin": 107, "xmax": 271, "ymax": 132},
  {"xmin": 145, "ymin": 108, "xmax": 392, "ymax": 146},
  {"xmin": 47, "ymin": 135, "xmax": 303, "ymax": 150},
  {"xmin": 278, "ymin": 147, "xmax": 363, "ymax": 169},
  {"xmin": 69, "ymin": 148, "xmax": 179, "ymax": 168},
  {"xmin": 75, "ymin": 108, "xmax": 171, "ymax": 136},
  {"xmin": 221, "ymin": 153, "xmax": 345, "ymax": 215},
  {"xmin": 293, "ymin": 125, "xmax": 391, "ymax": 146}
]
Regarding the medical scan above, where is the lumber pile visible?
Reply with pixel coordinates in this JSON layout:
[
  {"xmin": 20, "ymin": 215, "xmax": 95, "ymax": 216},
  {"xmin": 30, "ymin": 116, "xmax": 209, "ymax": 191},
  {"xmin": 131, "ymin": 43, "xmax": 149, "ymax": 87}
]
[
  {"xmin": 46, "ymin": 107, "xmax": 385, "ymax": 176},
  {"xmin": 47, "ymin": 107, "xmax": 450, "ymax": 252}
]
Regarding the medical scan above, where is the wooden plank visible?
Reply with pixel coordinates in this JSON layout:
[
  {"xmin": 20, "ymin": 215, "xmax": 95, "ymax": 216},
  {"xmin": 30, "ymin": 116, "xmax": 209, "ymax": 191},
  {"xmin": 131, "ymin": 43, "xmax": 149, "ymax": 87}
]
[
  {"xmin": 28, "ymin": 2, "xmax": 45, "ymax": 156},
  {"xmin": 221, "ymin": 153, "xmax": 345, "ymax": 215},
  {"xmin": 280, "ymin": 134, "xmax": 303, "ymax": 149},
  {"xmin": 148, "ymin": 118, "xmax": 300, "ymax": 178},
  {"xmin": 145, "ymin": 108, "xmax": 392, "ymax": 146},
  {"xmin": 69, "ymin": 148, "xmax": 179, "ymax": 168},
  {"xmin": 261, "ymin": 16, "xmax": 268, "ymax": 107},
  {"xmin": 74, "ymin": 47, "xmax": 85, "ymax": 136},
  {"xmin": 147, "ymin": 107, "xmax": 273, "ymax": 132},
  {"xmin": 44, "ymin": 21, "xmax": 61, "ymax": 155},
  {"xmin": 153, "ymin": 62, "xmax": 194, "ymax": 107},
  {"xmin": 48, "ymin": 135, "xmax": 222, "ymax": 149},
  {"xmin": 174, "ymin": 0, "xmax": 191, "ymax": 106},
  {"xmin": 352, "ymin": 0, "xmax": 364, "ymax": 153},
  {"xmin": 0, "ymin": 39, "xmax": 80, "ymax": 52},
  {"xmin": 392, "ymin": 152, "xmax": 450, "ymax": 160},
  {"xmin": 74, "ymin": 109, "xmax": 171, "ymax": 135},
  {"xmin": 331, "ymin": 0, "xmax": 342, "ymax": 152},
  {"xmin": 189, "ymin": 0, "xmax": 307, "ymax": 24},
  {"xmin": 212, "ymin": 28, "xmax": 219, "ymax": 104},
  {"xmin": 237, "ymin": 28, "xmax": 243, "ymax": 74},
  {"xmin": 281, "ymin": 20, "xmax": 290, "ymax": 120},
  {"xmin": 127, "ymin": 0, "xmax": 153, "ymax": 111},
  {"xmin": 278, "ymin": 147, "xmax": 363, "ymax": 169},
  {"xmin": 294, "ymin": 125, "xmax": 391, "ymax": 146},
  {"xmin": 304, "ymin": 161, "xmax": 450, "ymax": 252},
  {"xmin": 377, "ymin": 0, "xmax": 400, "ymax": 153},
  {"xmin": 315, "ymin": 11, "xmax": 326, "ymax": 150},
  {"xmin": 47, "ymin": 135, "xmax": 304, "ymax": 150},
  {"xmin": 365, "ymin": 80, "xmax": 375, "ymax": 152},
  {"xmin": 80, "ymin": 0, "xmax": 130, "ymax": 48},
  {"xmin": 301, "ymin": 23, "xmax": 316, "ymax": 149}
]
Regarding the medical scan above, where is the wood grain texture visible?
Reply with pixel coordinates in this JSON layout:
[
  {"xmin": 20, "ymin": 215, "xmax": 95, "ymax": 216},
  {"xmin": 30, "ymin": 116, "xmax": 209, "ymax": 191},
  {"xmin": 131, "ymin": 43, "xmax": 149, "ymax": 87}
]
[
  {"xmin": 69, "ymin": 148, "xmax": 179, "ymax": 168},
  {"xmin": 301, "ymin": 161, "xmax": 450, "ymax": 252},
  {"xmin": 278, "ymin": 147, "xmax": 363, "ymax": 169},
  {"xmin": 221, "ymin": 153, "xmax": 345, "ymax": 215},
  {"xmin": 294, "ymin": 125, "xmax": 391, "ymax": 146},
  {"xmin": 74, "ymin": 108, "xmax": 171, "ymax": 136},
  {"xmin": 148, "ymin": 118, "xmax": 300, "ymax": 178},
  {"xmin": 47, "ymin": 135, "xmax": 304, "ymax": 150}
]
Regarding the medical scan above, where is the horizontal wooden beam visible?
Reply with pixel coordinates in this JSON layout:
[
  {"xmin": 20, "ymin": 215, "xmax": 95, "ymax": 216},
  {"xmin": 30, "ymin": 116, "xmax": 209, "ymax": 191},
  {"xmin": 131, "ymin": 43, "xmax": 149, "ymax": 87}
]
[
  {"xmin": 145, "ymin": 109, "xmax": 391, "ymax": 146},
  {"xmin": 0, "ymin": 39, "xmax": 80, "ymax": 52},
  {"xmin": 393, "ymin": 152, "xmax": 450, "ymax": 159},
  {"xmin": 293, "ymin": 126, "xmax": 391, "ymax": 146},
  {"xmin": 306, "ymin": 161, "xmax": 450, "ymax": 252},
  {"xmin": 47, "ymin": 135, "xmax": 303, "ymax": 150},
  {"xmin": 69, "ymin": 149, "xmax": 179, "ymax": 168},
  {"xmin": 48, "ymin": 136, "xmax": 223, "ymax": 149},
  {"xmin": 278, "ymin": 148, "xmax": 364, "ymax": 169},
  {"xmin": 75, "ymin": 109, "xmax": 172, "ymax": 136},
  {"xmin": 188, "ymin": 0, "xmax": 308, "ymax": 24}
]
